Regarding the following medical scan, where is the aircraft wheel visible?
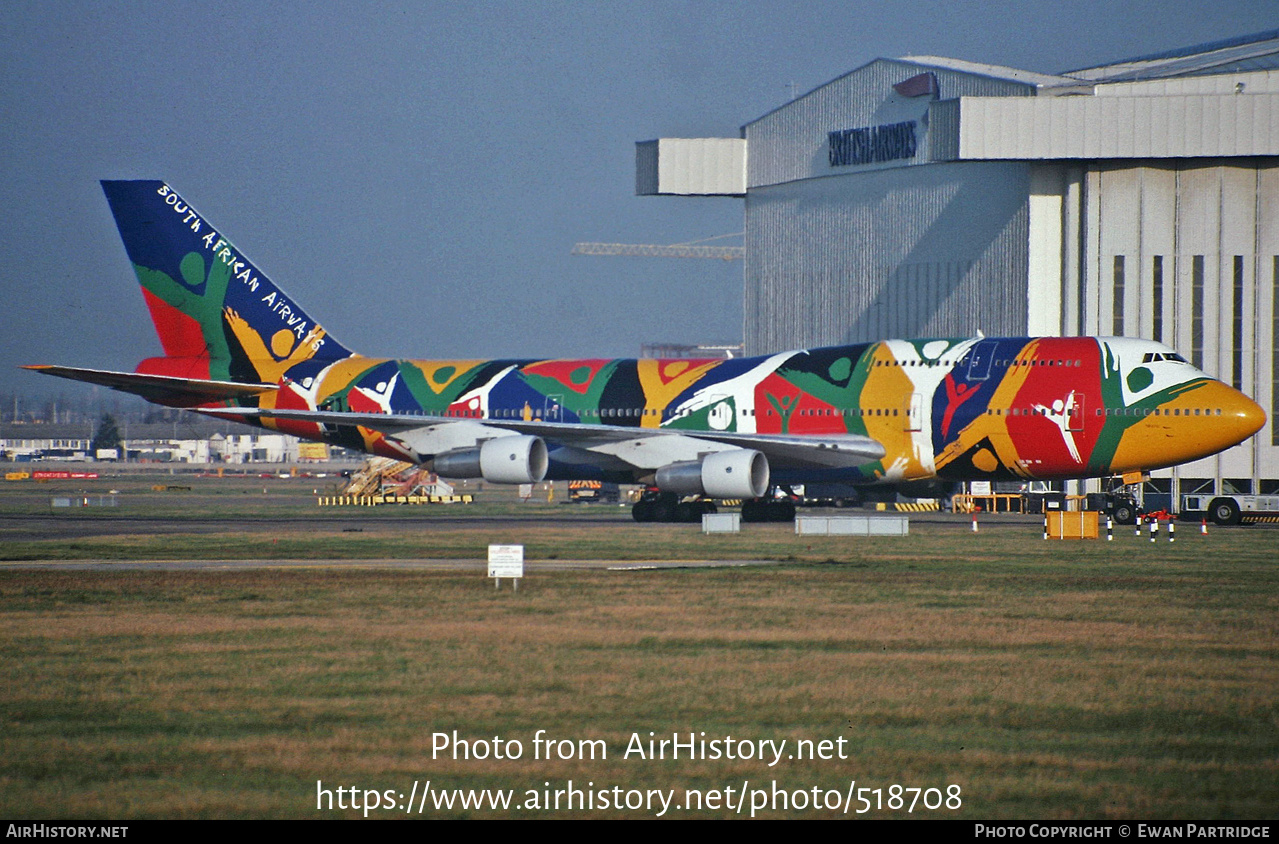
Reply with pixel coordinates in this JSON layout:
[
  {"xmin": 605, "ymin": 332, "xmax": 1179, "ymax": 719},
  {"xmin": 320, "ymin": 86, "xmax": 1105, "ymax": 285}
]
[
  {"xmin": 741, "ymin": 500, "xmax": 765, "ymax": 522},
  {"xmin": 652, "ymin": 495, "xmax": 678, "ymax": 523},
  {"xmin": 632, "ymin": 500, "xmax": 655, "ymax": 522},
  {"xmin": 1209, "ymin": 497, "xmax": 1241, "ymax": 526},
  {"xmin": 675, "ymin": 502, "xmax": 700, "ymax": 523},
  {"xmin": 772, "ymin": 500, "xmax": 797, "ymax": 522},
  {"xmin": 1111, "ymin": 503, "xmax": 1137, "ymax": 525},
  {"xmin": 701, "ymin": 501, "xmax": 718, "ymax": 515}
]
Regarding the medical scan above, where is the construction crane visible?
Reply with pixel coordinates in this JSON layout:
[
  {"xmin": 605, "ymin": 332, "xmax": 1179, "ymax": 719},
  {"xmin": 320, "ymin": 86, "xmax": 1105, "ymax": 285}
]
[
  {"xmin": 571, "ymin": 233, "xmax": 744, "ymax": 261},
  {"xmin": 572, "ymin": 233, "xmax": 746, "ymax": 359}
]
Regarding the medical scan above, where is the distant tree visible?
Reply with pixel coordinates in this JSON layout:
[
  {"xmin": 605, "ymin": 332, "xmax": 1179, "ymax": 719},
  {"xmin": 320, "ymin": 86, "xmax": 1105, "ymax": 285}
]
[{"xmin": 91, "ymin": 414, "xmax": 122, "ymax": 453}]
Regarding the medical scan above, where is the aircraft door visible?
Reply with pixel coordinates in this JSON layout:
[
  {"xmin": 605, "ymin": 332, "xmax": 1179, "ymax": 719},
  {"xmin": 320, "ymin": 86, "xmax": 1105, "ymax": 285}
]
[
  {"xmin": 905, "ymin": 393, "xmax": 923, "ymax": 432},
  {"xmin": 966, "ymin": 341, "xmax": 999, "ymax": 381},
  {"xmin": 544, "ymin": 395, "xmax": 563, "ymax": 422},
  {"xmin": 1067, "ymin": 393, "xmax": 1084, "ymax": 432}
]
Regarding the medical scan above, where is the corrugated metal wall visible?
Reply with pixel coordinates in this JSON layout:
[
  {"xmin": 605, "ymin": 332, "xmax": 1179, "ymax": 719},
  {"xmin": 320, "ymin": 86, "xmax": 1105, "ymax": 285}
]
[
  {"xmin": 744, "ymin": 161, "xmax": 1030, "ymax": 353},
  {"xmin": 742, "ymin": 58, "xmax": 1040, "ymax": 354}
]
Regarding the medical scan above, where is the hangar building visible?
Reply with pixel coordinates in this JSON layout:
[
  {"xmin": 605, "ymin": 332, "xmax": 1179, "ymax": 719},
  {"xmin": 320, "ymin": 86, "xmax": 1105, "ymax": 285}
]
[{"xmin": 637, "ymin": 30, "xmax": 1279, "ymax": 502}]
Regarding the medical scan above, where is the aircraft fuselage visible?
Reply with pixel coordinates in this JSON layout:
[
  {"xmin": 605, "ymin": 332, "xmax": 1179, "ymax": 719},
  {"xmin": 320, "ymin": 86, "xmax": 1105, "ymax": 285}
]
[{"xmin": 246, "ymin": 334, "xmax": 1264, "ymax": 487}]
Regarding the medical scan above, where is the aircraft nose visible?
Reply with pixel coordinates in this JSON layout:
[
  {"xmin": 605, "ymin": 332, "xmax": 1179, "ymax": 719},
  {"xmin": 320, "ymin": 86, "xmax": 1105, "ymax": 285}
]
[
  {"xmin": 1113, "ymin": 380, "xmax": 1268, "ymax": 473},
  {"xmin": 1226, "ymin": 387, "xmax": 1267, "ymax": 443},
  {"xmin": 1193, "ymin": 380, "xmax": 1266, "ymax": 454}
]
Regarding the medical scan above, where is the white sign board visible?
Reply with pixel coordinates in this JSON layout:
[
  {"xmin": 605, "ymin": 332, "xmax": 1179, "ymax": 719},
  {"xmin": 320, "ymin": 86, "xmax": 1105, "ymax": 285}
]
[
  {"xmin": 488, "ymin": 544, "xmax": 525, "ymax": 584},
  {"xmin": 970, "ymin": 481, "xmax": 992, "ymax": 496}
]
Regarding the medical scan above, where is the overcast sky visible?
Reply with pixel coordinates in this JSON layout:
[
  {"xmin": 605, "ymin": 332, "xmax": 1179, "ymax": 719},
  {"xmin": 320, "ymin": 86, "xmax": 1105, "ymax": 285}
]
[{"xmin": 3, "ymin": 0, "xmax": 1277, "ymax": 401}]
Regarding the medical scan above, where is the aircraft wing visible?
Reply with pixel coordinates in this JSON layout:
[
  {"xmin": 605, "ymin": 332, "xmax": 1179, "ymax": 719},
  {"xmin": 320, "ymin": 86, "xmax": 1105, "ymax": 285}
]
[
  {"xmin": 22, "ymin": 365, "xmax": 278, "ymax": 408},
  {"xmin": 203, "ymin": 406, "xmax": 886, "ymax": 471}
]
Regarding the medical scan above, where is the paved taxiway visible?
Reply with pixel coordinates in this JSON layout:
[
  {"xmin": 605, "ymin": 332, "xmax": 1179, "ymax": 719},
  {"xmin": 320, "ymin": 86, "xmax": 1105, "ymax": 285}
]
[
  {"xmin": 0, "ymin": 510, "xmax": 992, "ymax": 543},
  {"xmin": 0, "ymin": 511, "xmax": 630, "ymax": 542}
]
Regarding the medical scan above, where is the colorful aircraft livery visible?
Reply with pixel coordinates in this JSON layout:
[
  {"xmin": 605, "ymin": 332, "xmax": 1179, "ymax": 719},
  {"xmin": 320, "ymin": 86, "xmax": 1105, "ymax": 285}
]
[{"xmin": 26, "ymin": 181, "xmax": 1266, "ymax": 519}]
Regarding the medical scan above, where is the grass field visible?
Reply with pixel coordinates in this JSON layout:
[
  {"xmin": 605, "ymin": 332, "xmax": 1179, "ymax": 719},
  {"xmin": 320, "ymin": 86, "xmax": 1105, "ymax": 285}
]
[{"xmin": 0, "ymin": 472, "xmax": 1275, "ymax": 818}]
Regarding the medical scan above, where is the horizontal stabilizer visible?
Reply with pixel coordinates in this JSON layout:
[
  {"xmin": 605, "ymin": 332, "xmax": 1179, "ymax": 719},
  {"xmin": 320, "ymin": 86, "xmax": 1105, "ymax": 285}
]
[{"xmin": 22, "ymin": 365, "xmax": 277, "ymax": 408}]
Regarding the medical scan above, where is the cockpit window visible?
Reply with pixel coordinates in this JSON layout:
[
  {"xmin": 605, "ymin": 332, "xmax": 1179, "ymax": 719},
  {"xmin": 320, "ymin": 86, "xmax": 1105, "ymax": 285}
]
[{"xmin": 1141, "ymin": 352, "xmax": 1188, "ymax": 364}]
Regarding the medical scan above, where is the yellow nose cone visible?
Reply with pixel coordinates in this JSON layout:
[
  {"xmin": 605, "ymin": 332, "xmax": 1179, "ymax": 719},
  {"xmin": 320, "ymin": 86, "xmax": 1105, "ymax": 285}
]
[
  {"xmin": 1200, "ymin": 381, "xmax": 1267, "ymax": 453},
  {"xmin": 1110, "ymin": 380, "xmax": 1267, "ymax": 473},
  {"xmin": 1232, "ymin": 388, "xmax": 1268, "ymax": 441}
]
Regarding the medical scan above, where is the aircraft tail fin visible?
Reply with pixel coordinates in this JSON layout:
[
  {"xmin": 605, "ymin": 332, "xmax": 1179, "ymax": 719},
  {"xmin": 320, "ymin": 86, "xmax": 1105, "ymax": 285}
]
[{"xmin": 99, "ymin": 180, "xmax": 352, "ymax": 386}]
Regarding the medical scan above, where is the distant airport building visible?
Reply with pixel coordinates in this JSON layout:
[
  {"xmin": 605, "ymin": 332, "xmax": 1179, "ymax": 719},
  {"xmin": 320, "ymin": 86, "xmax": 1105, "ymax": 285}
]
[
  {"xmin": 0, "ymin": 427, "xmax": 303, "ymax": 464},
  {"xmin": 638, "ymin": 30, "xmax": 1279, "ymax": 503}
]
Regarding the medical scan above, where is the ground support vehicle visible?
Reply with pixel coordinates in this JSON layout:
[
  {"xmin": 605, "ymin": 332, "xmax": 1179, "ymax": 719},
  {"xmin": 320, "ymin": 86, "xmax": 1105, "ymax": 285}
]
[{"xmin": 1181, "ymin": 494, "xmax": 1279, "ymax": 526}]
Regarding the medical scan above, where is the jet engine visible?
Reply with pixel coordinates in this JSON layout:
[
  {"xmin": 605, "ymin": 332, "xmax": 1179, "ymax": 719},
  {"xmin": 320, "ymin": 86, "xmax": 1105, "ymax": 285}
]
[
  {"xmin": 433, "ymin": 435, "xmax": 548, "ymax": 484},
  {"xmin": 654, "ymin": 449, "xmax": 770, "ymax": 499}
]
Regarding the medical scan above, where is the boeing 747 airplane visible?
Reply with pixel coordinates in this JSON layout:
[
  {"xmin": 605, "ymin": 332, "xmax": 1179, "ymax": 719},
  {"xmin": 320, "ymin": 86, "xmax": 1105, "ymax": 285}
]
[{"xmin": 25, "ymin": 181, "xmax": 1267, "ymax": 521}]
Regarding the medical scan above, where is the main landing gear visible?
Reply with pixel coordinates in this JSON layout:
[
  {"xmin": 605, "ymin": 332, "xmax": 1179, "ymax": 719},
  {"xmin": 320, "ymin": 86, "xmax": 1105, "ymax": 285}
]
[
  {"xmin": 631, "ymin": 489, "xmax": 797, "ymax": 523},
  {"xmin": 739, "ymin": 497, "xmax": 797, "ymax": 523},
  {"xmin": 631, "ymin": 491, "xmax": 717, "ymax": 523}
]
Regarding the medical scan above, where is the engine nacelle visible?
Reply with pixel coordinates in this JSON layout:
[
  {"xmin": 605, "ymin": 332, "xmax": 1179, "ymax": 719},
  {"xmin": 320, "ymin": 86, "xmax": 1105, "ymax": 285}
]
[
  {"xmin": 654, "ymin": 449, "xmax": 769, "ymax": 499},
  {"xmin": 652, "ymin": 461, "xmax": 704, "ymax": 496},
  {"xmin": 480, "ymin": 435, "xmax": 549, "ymax": 483},
  {"xmin": 432, "ymin": 448, "xmax": 481, "ymax": 479},
  {"xmin": 434, "ymin": 436, "xmax": 548, "ymax": 484}
]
